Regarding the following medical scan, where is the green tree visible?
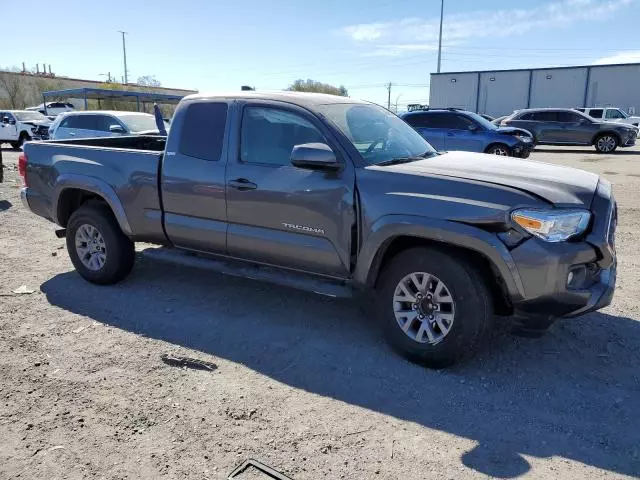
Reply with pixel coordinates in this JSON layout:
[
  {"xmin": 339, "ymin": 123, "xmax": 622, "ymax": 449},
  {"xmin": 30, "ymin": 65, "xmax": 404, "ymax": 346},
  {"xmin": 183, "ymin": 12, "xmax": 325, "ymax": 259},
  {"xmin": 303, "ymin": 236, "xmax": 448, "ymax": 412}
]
[
  {"xmin": 288, "ymin": 79, "xmax": 348, "ymax": 97},
  {"xmin": 137, "ymin": 75, "xmax": 161, "ymax": 88}
]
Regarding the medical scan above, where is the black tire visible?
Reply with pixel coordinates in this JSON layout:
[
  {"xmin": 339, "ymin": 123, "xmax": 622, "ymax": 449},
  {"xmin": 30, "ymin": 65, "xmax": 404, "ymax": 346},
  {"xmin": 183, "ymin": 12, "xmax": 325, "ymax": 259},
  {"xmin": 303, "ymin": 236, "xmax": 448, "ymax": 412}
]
[
  {"xmin": 17, "ymin": 133, "xmax": 30, "ymax": 148},
  {"xmin": 485, "ymin": 143, "xmax": 511, "ymax": 156},
  {"xmin": 594, "ymin": 134, "xmax": 618, "ymax": 153},
  {"xmin": 66, "ymin": 203, "xmax": 135, "ymax": 285},
  {"xmin": 374, "ymin": 247, "xmax": 491, "ymax": 368}
]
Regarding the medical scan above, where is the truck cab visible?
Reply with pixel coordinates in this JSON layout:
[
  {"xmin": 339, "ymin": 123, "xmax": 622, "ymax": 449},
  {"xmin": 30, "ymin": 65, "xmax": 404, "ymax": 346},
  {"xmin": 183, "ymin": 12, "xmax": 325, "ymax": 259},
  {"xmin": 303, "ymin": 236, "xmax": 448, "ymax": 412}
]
[{"xmin": 577, "ymin": 107, "xmax": 640, "ymax": 131}]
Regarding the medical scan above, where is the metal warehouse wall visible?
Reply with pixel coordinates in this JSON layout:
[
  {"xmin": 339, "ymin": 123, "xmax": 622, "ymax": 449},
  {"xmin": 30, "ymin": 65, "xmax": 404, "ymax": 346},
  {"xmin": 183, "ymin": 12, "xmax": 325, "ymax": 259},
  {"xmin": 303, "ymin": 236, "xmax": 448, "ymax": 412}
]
[
  {"xmin": 530, "ymin": 67, "xmax": 588, "ymax": 108},
  {"xmin": 478, "ymin": 70, "xmax": 530, "ymax": 116},
  {"xmin": 587, "ymin": 64, "xmax": 640, "ymax": 114},
  {"xmin": 429, "ymin": 63, "xmax": 640, "ymax": 117},
  {"xmin": 429, "ymin": 73, "xmax": 478, "ymax": 111}
]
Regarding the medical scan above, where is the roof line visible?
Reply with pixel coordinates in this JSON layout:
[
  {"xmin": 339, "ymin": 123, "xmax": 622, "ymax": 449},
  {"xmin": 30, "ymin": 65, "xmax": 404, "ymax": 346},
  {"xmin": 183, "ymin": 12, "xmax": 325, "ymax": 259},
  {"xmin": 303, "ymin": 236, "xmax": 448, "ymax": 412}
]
[
  {"xmin": 430, "ymin": 62, "xmax": 640, "ymax": 76},
  {"xmin": 0, "ymin": 70, "xmax": 196, "ymax": 94}
]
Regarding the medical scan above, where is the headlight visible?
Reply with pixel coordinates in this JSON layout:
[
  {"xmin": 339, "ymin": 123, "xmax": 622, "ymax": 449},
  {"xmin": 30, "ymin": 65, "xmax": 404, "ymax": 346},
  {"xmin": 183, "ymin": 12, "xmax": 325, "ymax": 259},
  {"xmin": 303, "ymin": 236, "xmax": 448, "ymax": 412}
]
[
  {"xmin": 518, "ymin": 136, "xmax": 532, "ymax": 143},
  {"xmin": 511, "ymin": 209, "xmax": 591, "ymax": 242}
]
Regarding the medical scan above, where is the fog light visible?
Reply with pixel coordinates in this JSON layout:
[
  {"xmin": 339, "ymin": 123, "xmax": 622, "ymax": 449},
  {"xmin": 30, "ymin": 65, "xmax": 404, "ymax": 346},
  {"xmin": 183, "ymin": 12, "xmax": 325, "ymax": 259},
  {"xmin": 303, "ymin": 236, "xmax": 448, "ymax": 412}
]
[{"xmin": 567, "ymin": 265, "xmax": 587, "ymax": 289}]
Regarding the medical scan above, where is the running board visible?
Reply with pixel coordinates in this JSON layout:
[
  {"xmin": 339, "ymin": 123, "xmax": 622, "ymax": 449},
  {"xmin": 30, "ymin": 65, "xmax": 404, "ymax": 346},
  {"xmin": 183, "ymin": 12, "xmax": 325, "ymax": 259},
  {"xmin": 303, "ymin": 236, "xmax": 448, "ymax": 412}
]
[{"xmin": 142, "ymin": 247, "xmax": 353, "ymax": 298}]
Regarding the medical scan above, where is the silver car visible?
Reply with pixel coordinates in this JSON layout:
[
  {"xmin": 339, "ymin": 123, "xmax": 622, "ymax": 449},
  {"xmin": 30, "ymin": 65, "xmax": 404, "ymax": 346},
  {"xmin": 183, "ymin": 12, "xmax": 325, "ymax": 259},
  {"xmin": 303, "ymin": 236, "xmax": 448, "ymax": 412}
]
[{"xmin": 49, "ymin": 111, "xmax": 164, "ymax": 140}]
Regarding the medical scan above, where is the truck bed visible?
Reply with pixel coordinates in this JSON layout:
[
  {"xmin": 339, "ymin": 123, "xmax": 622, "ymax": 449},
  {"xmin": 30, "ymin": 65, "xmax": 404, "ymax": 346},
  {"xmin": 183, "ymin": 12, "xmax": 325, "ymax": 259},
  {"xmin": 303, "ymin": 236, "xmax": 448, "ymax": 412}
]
[{"xmin": 23, "ymin": 136, "xmax": 166, "ymax": 243}]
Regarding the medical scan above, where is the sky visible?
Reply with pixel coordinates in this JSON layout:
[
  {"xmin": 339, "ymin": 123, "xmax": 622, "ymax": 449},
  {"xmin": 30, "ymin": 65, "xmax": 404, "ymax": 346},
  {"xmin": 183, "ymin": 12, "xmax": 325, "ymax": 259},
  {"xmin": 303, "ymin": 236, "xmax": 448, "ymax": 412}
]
[{"xmin": 3, "ymin": 0, "xmax": 640, "ymax": 109}]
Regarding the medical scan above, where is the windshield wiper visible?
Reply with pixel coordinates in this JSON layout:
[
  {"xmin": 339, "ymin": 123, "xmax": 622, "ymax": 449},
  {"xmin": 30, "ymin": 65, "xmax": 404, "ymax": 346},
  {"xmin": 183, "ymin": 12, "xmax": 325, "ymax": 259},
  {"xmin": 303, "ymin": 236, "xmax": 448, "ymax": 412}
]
[{"xmin": 374, "ymin": 152, "xmax": 436, "ymax": 166}]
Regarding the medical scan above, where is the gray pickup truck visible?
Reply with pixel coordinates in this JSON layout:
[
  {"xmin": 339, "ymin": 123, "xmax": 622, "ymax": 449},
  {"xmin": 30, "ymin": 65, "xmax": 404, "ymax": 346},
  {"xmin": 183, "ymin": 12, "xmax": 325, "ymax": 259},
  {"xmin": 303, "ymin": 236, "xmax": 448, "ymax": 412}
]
[{"xmin": 20, "ymin": 92, "xmax": 617, "ymax": 367}]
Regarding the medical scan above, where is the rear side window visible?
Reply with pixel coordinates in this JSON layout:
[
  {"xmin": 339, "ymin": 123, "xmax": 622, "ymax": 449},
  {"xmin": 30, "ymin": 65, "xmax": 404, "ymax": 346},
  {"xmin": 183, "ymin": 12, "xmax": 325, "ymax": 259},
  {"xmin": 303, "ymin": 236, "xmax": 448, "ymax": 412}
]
[
  {"xmin": 59, "ymin": 115, "xmax": 93, "ymax": 129},
  {"xmin": 532, "ymin": 111, "xmax": 558, "ymax": 122},
  {"xmin": 557, "ymin": 111, "xmax": 583, "ymax": 123},
  {"xmin": 517, "ymin": 112, "xmax": 534, "ymax": 120},
  {"xmin": 588, "ymin": 109, "xmax": 603, "ymax": 118},
  {"xmin": 179, "ymin": 102, "xmax": 228, "ymax": 161}
]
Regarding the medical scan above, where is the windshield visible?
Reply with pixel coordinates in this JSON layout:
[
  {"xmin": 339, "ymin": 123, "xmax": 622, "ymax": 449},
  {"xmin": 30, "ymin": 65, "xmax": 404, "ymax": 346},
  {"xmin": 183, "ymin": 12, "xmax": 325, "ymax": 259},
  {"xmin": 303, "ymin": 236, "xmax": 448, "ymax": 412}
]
[
  {"xmin": 316, "ymin": 103, "xmax": 436, "ymax": 165},
  {"xmin": 466, "ymin": 111, "xmax": 498, "ymax": 130},
  {"xmin": 118, "ymin": 114, "xmax": 160, "ymax": 133},
  {"xmin": 14, "ymin": 111, "xmax": 48, "ymax": 122}
]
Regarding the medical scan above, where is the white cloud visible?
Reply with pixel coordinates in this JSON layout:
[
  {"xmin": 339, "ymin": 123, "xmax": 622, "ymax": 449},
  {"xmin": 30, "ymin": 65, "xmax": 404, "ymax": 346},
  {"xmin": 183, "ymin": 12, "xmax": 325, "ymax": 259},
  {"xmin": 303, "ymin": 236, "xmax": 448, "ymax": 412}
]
[
  {"xmin": 339, "ymin": 0, "xmax": 634, "ymax": 55},
  {"xmin": 593, "ymin": 51, "xmax": 640, "ymax": 64}
]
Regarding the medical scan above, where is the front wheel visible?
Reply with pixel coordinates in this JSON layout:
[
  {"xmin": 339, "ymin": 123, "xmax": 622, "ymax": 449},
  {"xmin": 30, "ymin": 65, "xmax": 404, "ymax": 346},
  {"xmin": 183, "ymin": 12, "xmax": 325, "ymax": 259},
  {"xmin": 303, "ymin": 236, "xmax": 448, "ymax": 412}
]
[
  {"xmin": 594, "ymin": 134, "xmax": 618, "ymax": 153},
  {"xmin": 486, "ymin": 144, "xmax": 511, "ymax": 156},
  {"xmin": 374, "ymin": 247, "xmax": 491, "ymax": 368},
  {"xmin": 17, "ymin": 133, "xmax": 31, "ymax": 148},
  {"xmin": 66, "ymin": 203, "xmax": 135, "ymax": 284}
]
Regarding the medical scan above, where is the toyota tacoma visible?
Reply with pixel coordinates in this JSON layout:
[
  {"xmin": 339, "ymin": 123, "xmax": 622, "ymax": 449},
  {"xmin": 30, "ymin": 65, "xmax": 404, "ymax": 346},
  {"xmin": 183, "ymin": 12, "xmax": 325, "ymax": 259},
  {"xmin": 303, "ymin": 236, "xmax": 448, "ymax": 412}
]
[{"xmin": 20, "ymin": 92, "xmax": 617, "ymax": 367}]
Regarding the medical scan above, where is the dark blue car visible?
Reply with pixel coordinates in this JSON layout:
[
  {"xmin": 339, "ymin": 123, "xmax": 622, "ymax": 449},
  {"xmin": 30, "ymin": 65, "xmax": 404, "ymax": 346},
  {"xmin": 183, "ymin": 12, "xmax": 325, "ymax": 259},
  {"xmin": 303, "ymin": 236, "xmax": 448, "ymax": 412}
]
[{"xmin": 400, "ymin": 108, "xmax": 534, "ymax": 158}]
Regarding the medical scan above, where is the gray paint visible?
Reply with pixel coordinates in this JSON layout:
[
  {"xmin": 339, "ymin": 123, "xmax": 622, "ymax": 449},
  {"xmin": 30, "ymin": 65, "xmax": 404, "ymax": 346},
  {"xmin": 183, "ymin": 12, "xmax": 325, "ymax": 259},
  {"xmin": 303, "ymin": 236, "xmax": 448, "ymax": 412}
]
[{"xmin": 21, "ymin": 91, "xmax": 617, "ymax": 322}]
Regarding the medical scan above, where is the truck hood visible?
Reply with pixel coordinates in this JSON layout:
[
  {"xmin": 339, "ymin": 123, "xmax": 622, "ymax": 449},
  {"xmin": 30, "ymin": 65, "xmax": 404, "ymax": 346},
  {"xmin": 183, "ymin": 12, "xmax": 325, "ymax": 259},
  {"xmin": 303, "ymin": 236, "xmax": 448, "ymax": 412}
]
[
  {"xmin": 21, "ymin": 119, "xmax": 52, "ymax": 127},
  {"xmin": 382, "ymin": 151, "xmax": 599, "ymax": 206}
]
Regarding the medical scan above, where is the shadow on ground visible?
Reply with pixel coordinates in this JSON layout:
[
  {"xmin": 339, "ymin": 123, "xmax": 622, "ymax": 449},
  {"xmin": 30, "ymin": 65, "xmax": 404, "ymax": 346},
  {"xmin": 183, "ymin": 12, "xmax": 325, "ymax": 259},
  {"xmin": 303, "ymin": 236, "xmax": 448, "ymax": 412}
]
[
  {"xmin": 41, "ymin": 256, "xmax": 640, "ymax": 478},
  {"xmin": 0, "ymin": 200, "xmax": 12, "ymax": 211},
  {"xmin": 534, "ymin": 147, "xmax": 639, "ymax": 156}
]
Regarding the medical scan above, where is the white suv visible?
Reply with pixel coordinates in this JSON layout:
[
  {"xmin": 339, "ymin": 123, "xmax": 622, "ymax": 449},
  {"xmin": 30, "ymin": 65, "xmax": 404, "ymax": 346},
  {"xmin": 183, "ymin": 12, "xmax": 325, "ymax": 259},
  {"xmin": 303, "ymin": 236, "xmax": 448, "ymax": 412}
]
[{"xmin": 576, "ymin": 107, "xmax": 640, "ymax": 134}]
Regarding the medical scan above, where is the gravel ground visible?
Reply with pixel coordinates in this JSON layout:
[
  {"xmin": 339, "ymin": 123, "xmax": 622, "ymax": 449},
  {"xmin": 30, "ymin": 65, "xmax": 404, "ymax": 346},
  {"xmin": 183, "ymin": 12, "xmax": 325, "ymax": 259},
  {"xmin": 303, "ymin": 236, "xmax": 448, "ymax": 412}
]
[{"xmin": 1, "ymin": 145, "xmax": 639, "ymax": 480}]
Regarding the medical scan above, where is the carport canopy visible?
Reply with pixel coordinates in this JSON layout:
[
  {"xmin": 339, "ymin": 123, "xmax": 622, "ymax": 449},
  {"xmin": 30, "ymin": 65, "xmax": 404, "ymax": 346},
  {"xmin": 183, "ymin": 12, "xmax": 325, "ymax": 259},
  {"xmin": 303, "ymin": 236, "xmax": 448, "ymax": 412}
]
[{"xmin": 42, "ymin": 87, "xmax": 185, "ymax": 113}]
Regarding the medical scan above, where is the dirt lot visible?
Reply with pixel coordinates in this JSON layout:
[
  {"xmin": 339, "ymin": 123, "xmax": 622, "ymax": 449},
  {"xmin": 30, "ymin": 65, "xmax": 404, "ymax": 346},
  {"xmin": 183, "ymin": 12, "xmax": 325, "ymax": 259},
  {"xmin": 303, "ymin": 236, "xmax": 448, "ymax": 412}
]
[{"xmin": 1, "ymin": 145, "xmax": 639, "ymax": 480}]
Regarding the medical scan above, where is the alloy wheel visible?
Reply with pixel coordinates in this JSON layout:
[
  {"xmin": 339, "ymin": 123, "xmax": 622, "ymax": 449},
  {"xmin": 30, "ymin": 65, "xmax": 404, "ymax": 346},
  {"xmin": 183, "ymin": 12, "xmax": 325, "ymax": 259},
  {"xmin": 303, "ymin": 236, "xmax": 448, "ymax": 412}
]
[{"xmin": 392, "ymin": 272, "xmax": 456, "ymax": 345}]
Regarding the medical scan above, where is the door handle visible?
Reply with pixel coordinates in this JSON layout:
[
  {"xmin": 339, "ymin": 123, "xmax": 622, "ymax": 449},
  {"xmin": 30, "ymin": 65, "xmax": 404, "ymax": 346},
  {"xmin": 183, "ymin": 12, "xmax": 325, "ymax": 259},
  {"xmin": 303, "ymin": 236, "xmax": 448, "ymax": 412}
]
[
  {"xmin": 229, "ymin": 178, "xmax": 258, "ymax": 191},
  {"xmin": 69, "ymin": 132, "xmax": 76, "ymax": 136}
]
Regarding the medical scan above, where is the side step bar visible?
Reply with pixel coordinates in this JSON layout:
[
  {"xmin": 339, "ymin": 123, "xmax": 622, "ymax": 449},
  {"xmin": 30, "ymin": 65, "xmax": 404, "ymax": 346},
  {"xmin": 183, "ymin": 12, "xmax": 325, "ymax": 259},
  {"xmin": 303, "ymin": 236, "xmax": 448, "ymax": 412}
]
[{"xmin": 142, "ymin": 247, "xmax": 353, "ymax": 298}]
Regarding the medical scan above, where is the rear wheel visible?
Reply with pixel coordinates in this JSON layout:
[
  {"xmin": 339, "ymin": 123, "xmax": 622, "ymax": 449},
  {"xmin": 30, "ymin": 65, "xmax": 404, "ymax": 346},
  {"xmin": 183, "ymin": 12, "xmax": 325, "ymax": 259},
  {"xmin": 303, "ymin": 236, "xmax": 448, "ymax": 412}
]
[
  {"xmin": 66, "ymin": 203, "xmax": 135, "ymax": 284},
  {"xmin": 486, "ymin": 143, "xmax": 511, "ymax": 156},
  {"xmin": 594, "ymin": 134, "xmax": 618, "ymax": 153},
  {"xmin": 374, "ymin": 247, "xmax": 491, "ymax": 368}
]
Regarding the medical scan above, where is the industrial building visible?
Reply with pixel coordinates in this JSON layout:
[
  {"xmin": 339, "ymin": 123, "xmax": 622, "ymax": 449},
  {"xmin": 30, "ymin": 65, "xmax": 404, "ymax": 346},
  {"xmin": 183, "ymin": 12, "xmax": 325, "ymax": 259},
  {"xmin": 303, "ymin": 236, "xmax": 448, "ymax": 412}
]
[{"xmin": 429, "ymin": 62, "xmax": 640, "ymax": 117}]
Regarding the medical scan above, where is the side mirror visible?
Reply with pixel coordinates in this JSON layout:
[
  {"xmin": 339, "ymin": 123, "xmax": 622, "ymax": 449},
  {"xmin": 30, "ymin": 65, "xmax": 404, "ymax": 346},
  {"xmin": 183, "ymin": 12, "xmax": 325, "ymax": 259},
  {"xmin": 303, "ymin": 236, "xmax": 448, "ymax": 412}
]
[
  {"xmin": 467, "ymin": 124, "xmax": 478, "ymax": 132},
  {"xmin": 290, "ymin": 143, "xmax": 340, "ymax": 171},
  {"xmin": 109, "ymin": 124, "xmax": 125, "ymax": 133},
  {"xmin": 1, "ymin": 117, "xmax": 8, "ymax": 125}
]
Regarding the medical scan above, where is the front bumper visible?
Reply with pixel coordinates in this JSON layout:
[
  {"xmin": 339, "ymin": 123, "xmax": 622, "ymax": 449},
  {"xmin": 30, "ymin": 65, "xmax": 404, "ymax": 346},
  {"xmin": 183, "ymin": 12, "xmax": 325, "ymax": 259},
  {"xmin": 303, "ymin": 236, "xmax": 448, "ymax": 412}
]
[
  {"xmin": 511, "ymin": 141, "xmax": 534, "ymax": 158},
  {"xmin": 623, "ymin": 132, "xmax": 637, "ymax": 146},
  {"xmin": 507, "ymin": 182, "xmax": 616, "ymax": 323}
]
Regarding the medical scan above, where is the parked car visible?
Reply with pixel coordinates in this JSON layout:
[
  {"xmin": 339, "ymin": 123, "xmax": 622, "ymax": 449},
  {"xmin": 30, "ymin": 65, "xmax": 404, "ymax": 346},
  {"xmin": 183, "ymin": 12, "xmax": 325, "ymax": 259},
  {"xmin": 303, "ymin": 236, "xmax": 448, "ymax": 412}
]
[
  {"xmin": 492, "ymin": 115, "xmax": 509, "ymax": 126},
  {"xmin": 0, "ymin": 110, "xmax": 53, "ymax": 148},
  {"xmin": 503, "ymin": 108, "xmax": 637, "ymax": 153},
  {"xmin": 400, "ymin": 108, "xmax": 534, "ymax": 157},
  {"xmin": 21, "ymin": 92, "xmax": 617, "ymax": 368},
  {"xmin": 26, "ymin": 102, "xmax": 75, "ymax": 117},
  {"xmin": 576, "ymin": 107, "xmax": 640, "ymax": 131},
  {"xmin": 49, "ymin": 111, "xmax": 166, "ymax": 140}
]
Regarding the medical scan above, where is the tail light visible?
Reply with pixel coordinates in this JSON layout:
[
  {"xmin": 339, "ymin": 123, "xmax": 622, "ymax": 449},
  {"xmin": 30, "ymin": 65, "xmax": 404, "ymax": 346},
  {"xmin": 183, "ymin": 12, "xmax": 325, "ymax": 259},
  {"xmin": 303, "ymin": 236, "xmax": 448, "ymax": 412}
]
[{"xmin": 18, "ymin": 153, "xmax": 28, "ymax": 187}]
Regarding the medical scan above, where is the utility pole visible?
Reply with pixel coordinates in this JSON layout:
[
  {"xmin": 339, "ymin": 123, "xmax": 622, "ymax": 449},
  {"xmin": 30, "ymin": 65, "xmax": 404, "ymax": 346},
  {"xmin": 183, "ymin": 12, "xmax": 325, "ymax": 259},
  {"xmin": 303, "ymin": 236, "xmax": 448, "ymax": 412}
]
[
  {"xmin": 119, "ymin": 31, "xmax": 129, "ymax": 84},
  {"xmin": 437, "ymin": 0, "xmax": 444, "ymax": 73},
  {"xmin": 387, "ymin": 82, "xmax": 392, "ymax": 110}
]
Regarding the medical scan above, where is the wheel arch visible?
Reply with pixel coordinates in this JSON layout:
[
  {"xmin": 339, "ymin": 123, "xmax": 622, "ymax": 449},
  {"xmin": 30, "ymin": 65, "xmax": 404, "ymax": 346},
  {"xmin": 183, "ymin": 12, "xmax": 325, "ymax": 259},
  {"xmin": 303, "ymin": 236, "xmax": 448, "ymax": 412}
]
[
  {"xmin": 54, "ymin": 174, "xmax": 132, "ymax": 235},
  {"xmin": 355, "ymin": 215, "xmax": 525, "ymax": 312},
  {"xmin": 592, "ymin": 130, "xmax": 621, "ymax": 145}
]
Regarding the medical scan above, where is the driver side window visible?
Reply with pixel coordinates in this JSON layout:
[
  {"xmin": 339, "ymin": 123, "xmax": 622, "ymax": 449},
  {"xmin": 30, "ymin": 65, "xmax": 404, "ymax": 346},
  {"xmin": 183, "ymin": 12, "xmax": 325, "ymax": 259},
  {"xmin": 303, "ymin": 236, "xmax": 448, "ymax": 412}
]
[{"xmin": 240, "ymin": 107, "xmax": 326, "ymax": 167}]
